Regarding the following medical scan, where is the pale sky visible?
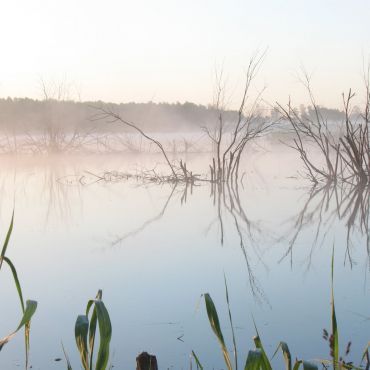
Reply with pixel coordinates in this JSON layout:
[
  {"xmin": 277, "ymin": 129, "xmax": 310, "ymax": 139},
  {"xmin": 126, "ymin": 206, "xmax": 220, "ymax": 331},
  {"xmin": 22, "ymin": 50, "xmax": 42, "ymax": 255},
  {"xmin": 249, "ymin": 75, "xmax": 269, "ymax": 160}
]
[{"xmin": 0, "ymin": 0, "xmax": 369, "ymax": 109}]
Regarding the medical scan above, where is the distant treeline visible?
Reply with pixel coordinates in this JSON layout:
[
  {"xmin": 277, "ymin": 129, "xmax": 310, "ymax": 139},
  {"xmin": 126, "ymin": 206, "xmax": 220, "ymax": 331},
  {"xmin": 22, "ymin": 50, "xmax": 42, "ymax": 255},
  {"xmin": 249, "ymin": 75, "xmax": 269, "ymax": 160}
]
[
  {"xmin": 0, "ymin": 98, "xmax": 237, "ymax": 133},
  {"xmin": 0, "ymin": 97, "xmax": 347, "ymax": 134}
]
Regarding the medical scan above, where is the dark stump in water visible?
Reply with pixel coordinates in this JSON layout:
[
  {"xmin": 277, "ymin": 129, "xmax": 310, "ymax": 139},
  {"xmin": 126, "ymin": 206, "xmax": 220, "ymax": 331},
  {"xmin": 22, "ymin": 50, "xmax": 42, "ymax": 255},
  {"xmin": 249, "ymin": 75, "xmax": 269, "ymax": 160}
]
[{"xmin": 136, "ymin": 352, "xmax": 158, "ymax": 370}]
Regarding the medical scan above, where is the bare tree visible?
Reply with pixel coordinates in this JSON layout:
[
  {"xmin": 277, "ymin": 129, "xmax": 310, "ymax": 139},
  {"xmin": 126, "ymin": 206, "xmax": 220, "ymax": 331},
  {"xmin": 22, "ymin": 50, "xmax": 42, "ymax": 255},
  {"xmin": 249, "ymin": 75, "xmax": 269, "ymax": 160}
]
[
  {"xmin": 21, "ymin": 78, "xmax": 95, "ymax": 154},
  {"xmin": 277, "ymin": 69, "xmax": 369, "ymax": 185},
  {"xmin": 91, "ymin": 106, "xmax": 178, "ymax": 177},
  {"xmin": 204, "ymin": 51, "xmax": 274, "ymax": 184}
]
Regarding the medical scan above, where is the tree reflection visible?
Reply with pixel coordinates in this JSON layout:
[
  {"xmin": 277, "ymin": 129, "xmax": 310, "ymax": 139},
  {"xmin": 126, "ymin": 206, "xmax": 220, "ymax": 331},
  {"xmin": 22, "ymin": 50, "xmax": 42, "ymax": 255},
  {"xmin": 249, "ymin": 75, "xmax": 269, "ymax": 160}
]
[
  {"xmin": 210, "ymin": 179, "xmax": 269, "ymax": 305},
  {"xmin": 282, "ymin": 182, "xmax": 369, "ymax": 268}
]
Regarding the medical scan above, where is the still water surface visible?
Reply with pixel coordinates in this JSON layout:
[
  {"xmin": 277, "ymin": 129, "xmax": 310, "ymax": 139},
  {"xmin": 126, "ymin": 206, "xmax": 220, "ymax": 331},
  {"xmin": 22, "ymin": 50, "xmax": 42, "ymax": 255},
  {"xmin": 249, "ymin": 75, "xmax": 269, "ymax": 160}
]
[{"xmin": 0, "ymin": 142, "xmax": 369, "ymax": 369}]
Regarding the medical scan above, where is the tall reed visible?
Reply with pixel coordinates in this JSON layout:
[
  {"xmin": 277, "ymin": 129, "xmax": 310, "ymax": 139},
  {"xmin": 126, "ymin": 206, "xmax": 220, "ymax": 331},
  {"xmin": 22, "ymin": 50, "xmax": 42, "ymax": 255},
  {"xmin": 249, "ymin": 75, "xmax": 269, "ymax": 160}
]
[
  {"xmin": 64, "ymin": 290, "xmax": 112, "ymax": 370},
  {"xmin": 0, "ymin": 213, "xmax": 38, "ymax": 369},
  {"xmin": 197, "ymin": 255, "xmax": 369, "ymax": 369}
]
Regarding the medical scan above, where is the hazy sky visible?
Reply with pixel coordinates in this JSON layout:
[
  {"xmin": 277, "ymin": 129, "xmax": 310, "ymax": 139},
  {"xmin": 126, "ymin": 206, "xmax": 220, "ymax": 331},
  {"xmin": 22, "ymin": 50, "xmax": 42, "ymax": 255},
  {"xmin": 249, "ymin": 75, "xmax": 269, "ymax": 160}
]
[{"xmin": 0, "ymin": 0, "xmax": 369, "ymax": 108}]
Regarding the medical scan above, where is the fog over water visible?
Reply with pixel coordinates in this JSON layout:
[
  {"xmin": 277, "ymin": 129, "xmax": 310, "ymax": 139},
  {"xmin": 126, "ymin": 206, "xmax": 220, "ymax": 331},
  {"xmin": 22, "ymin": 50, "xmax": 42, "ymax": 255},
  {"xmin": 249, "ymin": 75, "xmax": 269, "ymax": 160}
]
[
  {"xmin": 1, "ymin": 1, "xmax": 370, "ymax": 368},
  {"xmin": 0, "ymin": 135, "xmax": 368, "ymax": 369}
]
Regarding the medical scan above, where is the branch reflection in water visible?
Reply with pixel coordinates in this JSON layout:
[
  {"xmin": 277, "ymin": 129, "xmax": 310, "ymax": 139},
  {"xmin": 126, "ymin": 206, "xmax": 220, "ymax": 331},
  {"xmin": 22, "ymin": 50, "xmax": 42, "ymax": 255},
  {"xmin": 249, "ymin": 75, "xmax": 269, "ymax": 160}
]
[
  {"xmin": 281, "ymin": 181, "xmax": 369, "ymax": 269},
  {"xmin": 102, "ymin": 176, "xmax": 271, "ymax": 306},
  {"xmin": 8, "ymin": 154, "xmax": 369, "ymax": 311}
]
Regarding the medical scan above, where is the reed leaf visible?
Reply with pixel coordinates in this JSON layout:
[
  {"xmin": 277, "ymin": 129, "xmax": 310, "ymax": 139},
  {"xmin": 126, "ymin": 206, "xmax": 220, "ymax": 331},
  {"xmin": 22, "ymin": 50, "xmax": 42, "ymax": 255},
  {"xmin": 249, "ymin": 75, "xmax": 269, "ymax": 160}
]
[
  {"xmin": 0, "ymin": 256, "xmax": 25, "ymax": 312},
  {"xmin": 244, "ymin": 349, "xmax": 263, "ymax": 370},
  {"xmin": 25, "ymin": 322, "xmax": 31, "ymax": 369},
  {"xmin": 191, "ymin": 350, "xmax": 204, "ymax": 370},
  {"xmin": 224, "ymin": 275, "xmax": 238, "ymax": 370},
  {"xmin": 62, "ymin": 342, "xmax": 73, "ymax": 370},
  {"xmin": 361, "ymin": 341, "xmax": 370, "ymax": 368},
  {"xmin": 86, "ymin": 299, "xmax": 112, "ymax": 370},
  {"xmin": 204, "ymin": 293, "xmax": 233, "ymax": 370},
  {"xmin": 73, "ymin": 291, "xmax": 111, "ymax": 370},
  {"xmin": 0, "ymin": 214, "xmax": 33, "ymax": 368},
  {"xmin": 0, "ymin": 211, "xmax": 14, "ymax": 271},
  {"xmin": 272, "ymin": 342, "xmax": 292, "ymax": 370},
  {"xmin": 75, "ymin": 315, "xmax": 89, "ymax": 370},
  {"xmin": 87, "ymin": 290, "xmax": 102, "ymax": 370},
  {"xmin": 0, "ymin": 300, "xmax": 37, "ymax": 351},
  {"xmin": 331, "ymin": 250, "xmax": 339, "ymax": 368},
  {"xmin": 253, "ymin": 334, "xmax": 272, "ymax": 370}
]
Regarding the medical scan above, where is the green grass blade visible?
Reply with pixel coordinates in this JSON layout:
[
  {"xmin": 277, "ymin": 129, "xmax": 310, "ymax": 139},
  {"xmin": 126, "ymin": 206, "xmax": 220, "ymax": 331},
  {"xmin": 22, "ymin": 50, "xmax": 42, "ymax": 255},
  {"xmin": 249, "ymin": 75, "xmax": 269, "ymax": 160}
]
[
  {"xmin": 75, "ymin": 315, "xmax": 89, "ymax": 370},
  {"xmin": 15, "ymin": 300, "xmax": 37, "ymax": 332},
  {"xmin": 0, "ymin": 211, "xmax": 14, "ymax": 271},
  {"xmin": 224, "ymin": 275, "xmax": 238, "ymax": 370},
  {"xmin": 253, "ymin": 335, "xmax": 272, "ymax": 370},
  {"xmin": 204, "ymin": 293, "xmax": 232, "ymax": 370},
  {"xmin": 88, "ymin": 306, "xmax": 97, "ymax": 370},
  {"xmin": 24, "ymin": 322, "xmax": 31, "ymax": 370},
  {"xmin": 331, "ymin": 249, "xmax": 339, "ymax": 368},
  {"xmin": 361, "ymin": 341, "xmax": 370, "ymax": 367},
  {"xmin": 1, "ymin": 255, "xmax": 29, "ymax": 367},
  {"xmin": 191, "ymin": 350, "xmax": 204, "ymax": 370},
  {"xmin": 86, "ymin": 288, "xmax": 101, "ymax": 316},
  {"xmin": 1, "ymin": 226, "xmax": 30, "ymax": 369},
  {"xmin": 244, "ymin": 349, "xmax": 262, "ymax": 370},
  {"xmin": 0, "ymin": 300, "xmax": 37, "ymax": 351},
  {"xmin": 2, "ymin": 256, "xmax": 25, "ymax": 312},
  {"xmin": 93, "ymin": 300, "xmax": 112, "ymax": 370},
  {"xmin": 272, "ymin": 342, "xmax": 291, "ymax": 370},
  {"xmin": 292, "ymin": 360, "xmax": 302, "ymax": 370},
  {"xmin": 86, "ymin": 290, "xmax": 102, "ymax": 370},
  {"xmin": 62, "ymin": 342, "xmax": 73, "ymax": 370}
]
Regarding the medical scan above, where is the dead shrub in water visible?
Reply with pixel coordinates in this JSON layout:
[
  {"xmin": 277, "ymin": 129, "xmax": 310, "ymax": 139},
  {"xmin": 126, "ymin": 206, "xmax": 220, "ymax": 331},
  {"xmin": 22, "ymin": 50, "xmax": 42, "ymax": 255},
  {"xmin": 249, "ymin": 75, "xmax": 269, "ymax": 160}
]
[
  {"xmin": 277, "ymin": 69, "xmax": 369, "ymax": 185},
  {"xmin": 204, "ymin": 52, "xmax": 275, "ymax": 184}
]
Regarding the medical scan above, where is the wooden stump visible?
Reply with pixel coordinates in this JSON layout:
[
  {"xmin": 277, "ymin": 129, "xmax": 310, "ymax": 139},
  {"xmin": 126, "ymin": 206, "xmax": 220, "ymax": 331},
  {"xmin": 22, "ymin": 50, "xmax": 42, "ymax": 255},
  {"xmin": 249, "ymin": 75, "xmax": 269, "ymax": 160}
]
[{"xmin": 136, "ymin": 352, "xmax": 158, "ymax": 370}]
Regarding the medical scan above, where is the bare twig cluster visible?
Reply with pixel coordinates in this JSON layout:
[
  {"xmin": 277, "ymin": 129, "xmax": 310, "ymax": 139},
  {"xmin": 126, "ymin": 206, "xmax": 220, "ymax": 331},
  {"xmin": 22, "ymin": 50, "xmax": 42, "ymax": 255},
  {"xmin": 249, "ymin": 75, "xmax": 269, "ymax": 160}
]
[
  {"xmin": 204, "ymin": 52, "xmax": 274, "ymax": 184},
  {"xmin": 79, "ymin": 164, "xmax": 201, "ymax": 186},
  {"xmin": 91, "ymin": 107, "xmax": 180, "ymax": 178},
  {"xmin": 340, "ymin": 86, "xmax": 369, "ymax": 184},
  {"xmin": 91, "ymin": 107, "xmax": 207, "ymax": 185},
  {"xmin": 277, "ymin": 71, "xmax": 370, "ymax": 185}
]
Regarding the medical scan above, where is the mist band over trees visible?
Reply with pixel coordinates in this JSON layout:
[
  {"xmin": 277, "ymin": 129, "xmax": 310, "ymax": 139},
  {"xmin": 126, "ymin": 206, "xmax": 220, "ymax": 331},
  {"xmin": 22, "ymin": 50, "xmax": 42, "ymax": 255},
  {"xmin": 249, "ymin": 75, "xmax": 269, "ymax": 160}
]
[{"xmin": 0, "ymin": 95, "xmax": 352, "ymax": 154}]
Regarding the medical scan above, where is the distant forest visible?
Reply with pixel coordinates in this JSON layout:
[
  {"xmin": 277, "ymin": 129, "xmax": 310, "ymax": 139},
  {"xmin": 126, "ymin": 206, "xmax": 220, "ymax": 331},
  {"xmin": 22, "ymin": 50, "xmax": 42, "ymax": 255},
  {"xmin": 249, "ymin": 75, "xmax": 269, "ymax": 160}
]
[{"xmin": 0, "ymin": 97, "xmax": 347, "ymax": 134}]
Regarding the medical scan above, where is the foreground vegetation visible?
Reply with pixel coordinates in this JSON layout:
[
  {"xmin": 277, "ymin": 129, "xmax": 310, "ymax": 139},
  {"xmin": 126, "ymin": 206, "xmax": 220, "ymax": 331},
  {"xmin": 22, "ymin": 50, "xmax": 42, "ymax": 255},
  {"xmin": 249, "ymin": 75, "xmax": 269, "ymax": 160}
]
[
  {"xmin": 0, "ymin": 213, "xmax": 37, "ymax": 369},
  {"xmin": 196, "ymin": 259, "xmax": 370, "ymax": 370},
  {"xmin": 0, "ymin": 215, "xmax": 369, "ymax": 369}
]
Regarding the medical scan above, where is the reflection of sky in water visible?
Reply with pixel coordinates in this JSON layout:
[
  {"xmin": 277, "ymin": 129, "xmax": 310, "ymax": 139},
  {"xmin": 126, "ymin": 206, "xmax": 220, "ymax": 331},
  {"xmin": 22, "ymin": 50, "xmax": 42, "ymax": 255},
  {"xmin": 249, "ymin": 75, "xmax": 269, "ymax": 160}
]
[{"xmin": 0, "ymin": 144, "xmax": 368, "ymax": 369}]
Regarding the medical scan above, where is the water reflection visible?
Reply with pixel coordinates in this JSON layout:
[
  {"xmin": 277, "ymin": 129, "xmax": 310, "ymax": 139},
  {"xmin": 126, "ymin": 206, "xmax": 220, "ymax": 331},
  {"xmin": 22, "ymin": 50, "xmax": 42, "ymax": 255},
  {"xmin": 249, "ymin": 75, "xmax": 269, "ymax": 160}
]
[
  {"xmin": 0, "ymin": 157, "xmax": 84, "ymax": 227},
  {"xmin": 211, "ymin": 180, "xmax": 269, "ymax": 305},
  {"xmin": 110, "ymin": 184, "xmax": 178, "ymax": 247},
  {"xmin": 76, "ymin": 166, "xmax": 370, "ymax": 307},
  {"xmin": 108, "ymin": 176, "xmax": 271, "ymax": 305},
  {"xmin": 282, "ymin": 182, "xmax": 369, "ymax": 268},
  {"xmin": 0, "ymin": 153, "xmax": 369, "ymax": 368},
  {"xmin": 3, "ymin": 156, "xmax": 369, "ymax": 282}
]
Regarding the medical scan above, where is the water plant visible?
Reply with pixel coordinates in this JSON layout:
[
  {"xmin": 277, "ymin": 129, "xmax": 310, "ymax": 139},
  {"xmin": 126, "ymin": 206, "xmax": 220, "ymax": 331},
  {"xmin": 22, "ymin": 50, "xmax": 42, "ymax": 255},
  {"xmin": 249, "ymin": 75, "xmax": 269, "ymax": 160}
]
[
  {"xmin": 0, "ymin": 213, "xmax": 38, "ymax": 369},
  {"xmin": 198, "ymin": 253, "xmax": 369, "ymax": 369},
  {"xmin": 64, "ymin": 289, "xmax": 112, "ymax": 370}
]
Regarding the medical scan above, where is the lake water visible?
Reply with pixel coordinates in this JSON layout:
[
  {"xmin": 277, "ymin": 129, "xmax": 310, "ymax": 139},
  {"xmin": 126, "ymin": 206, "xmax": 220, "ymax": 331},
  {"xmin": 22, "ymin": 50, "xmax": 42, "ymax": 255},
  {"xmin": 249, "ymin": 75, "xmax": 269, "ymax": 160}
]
[{"xmin": 0, "ymin": 139, "xmax": 369, "ymax": 369}]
